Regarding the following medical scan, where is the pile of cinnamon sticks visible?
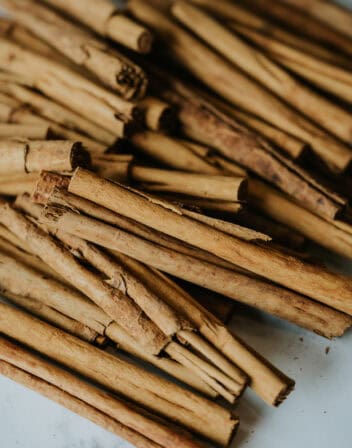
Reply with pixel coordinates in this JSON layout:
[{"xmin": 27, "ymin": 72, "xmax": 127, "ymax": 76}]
[{"xmin": 0, "ymin": 0, "xmax": 351, "ymax": 446}]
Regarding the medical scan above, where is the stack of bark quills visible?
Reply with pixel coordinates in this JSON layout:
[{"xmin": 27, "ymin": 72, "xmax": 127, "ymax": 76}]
[
  {"xmin": 0, "ymin": 310, "xmax": 235, "ymax": 448},
  {"xmin": 0, "ymin": 182, "xmax": 298, "ymax": 411},
  {"xmin": 127, "ymin": 0, "xmax": 352, "ymax": 176}
]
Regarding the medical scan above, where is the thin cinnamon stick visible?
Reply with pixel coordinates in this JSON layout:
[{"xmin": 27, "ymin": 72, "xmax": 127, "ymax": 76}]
[
  {"xmin": 0, "ymin": 303, "xmax": 239, "ymax": 446},
  {"xmin": 67, "ymin": 169, "xmax": 352, "ymax": 316},
  {"xmin": 93, "ymin": 154, "xmax": 133, "ymax": 183},
  {"xmin": 131, "ymin": 131, "xmax": 220, "ymax": 174},
  {"xmin": 42, "ymin": 0, "xmax": 154, "ymax": 53},
  {"xmin": 131, "ymin": 165, "xmax": 247, "ymax": 201},
  {"xmin": 0, "ymin": 123, "xmax": 50, "ymax": 139},
  {"xmin": 1, "ymin": 0, "xmax": 148, "ymax": 100},
  {"xmin": 0, "ymin": 172, "xmax": 38, "ymax": 196},
  {"xmin": 139, "ymin": 97, "xmax": 175, "ymax": 131},
  {"xmin": 0, "ymin": 202, "xmax": 168, "ymax": 355}
]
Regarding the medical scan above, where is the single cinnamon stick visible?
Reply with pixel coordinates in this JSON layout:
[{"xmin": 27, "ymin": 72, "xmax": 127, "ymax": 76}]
[
  {"xmin": 2, "ymin": 0, "xmax": 148, "ymax": 99},
  {"xmin": 93, "ymin": 154, "xmax": 133, "ymax": 183},
  {"xmin": 131, "ymin": 165, "xmax": 247, "ymax": 202},
  {"xmin": 0, "ymin": 303, "xmax": 239, "ymax": 446},
  {"xmin": 0, "ymin": 203, "xmax": 168, "ymax": 355},
  {"xmin": 0, "ymin": 39, "xmax": 137, "ymax": 136},
  {"xmin": 0, "ymin": 140, "xmax": 89, "ymax": 174},
  {"xmin": 0, "ymin": 172, "xmax": 38, "ymax": 196},
  {"xmin": 0, "ymin": 123, "xmax": 50, "ymax": 139},
  {"xmin": 139, "ymin": 97, "xmax": 175, "ymax": 131},
  {"xmin": 0, "ymin": 336, "xmax": 205, "ymax": 448},
  {"xmin": 172, "ymin": 0, "xmax": 352, "ymax": 145},
  {"xmin": 129, "ymin": 0, "xmax": 352, "ymax": 173},
  {"xmin": 131, "ymin": 131, "xmax": 219, "ymax": 174},
  {"xmin": 42, "ymin": 0, "xmax": 153, "ymax": 53},
  {"xmin": 161, "ymin": 196, "xmax": 244, "ymax": 215},
  {"xmin": 68, "ymin": 169, "xmax": 352, "ymax": 316}
]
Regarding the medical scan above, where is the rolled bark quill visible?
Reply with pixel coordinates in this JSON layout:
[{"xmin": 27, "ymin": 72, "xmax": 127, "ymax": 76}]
[
  {"xmin": 161, "ymin": 83, "xmax": 347, "ymax": 220},
  {"xmin": 40, "ymin": 197, "xmax": 352, "ymax": 339},
  {"xmin": 0, "ymin": 336, "xmax": 205, "ymax": 448},
  {"xmin": 0, "ymin": 123, "xmax": 50, "ymax": 140},
  {"xmin": 139, "ymin": 97, "xmax": 175, "ymax": 131},
  {"xmin": 67, "ymin": 169, "xmax": 352, "ymax": 316},
  {"xmin": 1, "ymin": 0, "xmax": 148, "ymax": 100},
  {"xmin": 128, "ymin": 0, "xmax": 352, "ymax": 174},
  {"xmin": 171, "ymin": 1, "xmax": 352, "ymax": 145},
  {"xmin": 0, "ymin": 202, "xmax": 168, "ymax": 355},
  {"xmin": 0, "ymin": 173, "xmax": 38, "ymax": 196},
  {"xmin": 242, "ymin": 0, "xmax": 352, "ymax": 57},
  {"xmin": 0, "ymin": 303, "xmax": 239, "ymax": 446},
  {"xmin": 130, "ymin": 166, "xmax": 247, "ymax": 201},
  {"xmin": 0, "ymin": 140, "xmax": 89, "ymax": 175},
  {"xmin": 42, "ymin": 0, "xmax": 154, "ymax": 53},
  {"xmin": 0, "ymin": 39, "xmax": 137, "ymax": 136}
]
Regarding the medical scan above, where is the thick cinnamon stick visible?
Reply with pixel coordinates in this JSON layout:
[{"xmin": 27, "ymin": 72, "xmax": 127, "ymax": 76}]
[
  {"xmin": 2, "ymin": 0, "xmax": 148, "ymax": 99},
  {"xmin": 0, "ymin": 123, "xmax": 50, "ymax": 139},
  {"xmin": 68, "ymin": 169, "xmax": 352, "ymax": 316},
  {"xmin": 0, "ymin": 173, "xmax": 38, "ymax": 196},
  {"xmin": 0, "ymin": 39, "xmax": 137, "ymax": 136},
  {"xmin": 0, "ymin": 303, "xmax": 238, "ymax": 446},
  {"xmin": 0, "ymin": 202, "xmax": 168, "ymax": 355},
  {"xmin": 139, "ymin": 97, "xmax": 175, "ymax": 131},
  {"xmin": 128, "ymin": 0, "xmax": 352, "ymax": 173},
  {"xmin": 131, "ymin": 165, "xmax": 247, "ymax": 201},
  {"xmin": 42, "ymin": 0, "xmax": 153, "ymax": 53},
  {"xmin": 0, "ymin": 336, "xmax": 205, "ymax": 448}
]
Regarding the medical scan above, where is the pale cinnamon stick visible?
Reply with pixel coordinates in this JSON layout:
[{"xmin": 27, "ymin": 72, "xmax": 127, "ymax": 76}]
[
  {"xmin": 0, "ymin": 303, "xmax": 238, "ymax": 446},
  {"xmin": 0, "ymin": 123, "xmax": 50, "ymax": 139},
  {"xmin": 1, "ymin": 0, "xmax": 148, "ymax": 99},
  {"xmin": 67, "ymin": 169, "xmax": 352, "ymax": 316},
  {"xmin": 139, "ymin": 97, "xmax": 175, "ymax": 131},
  {"xmin": 42, "ymin": 0, "xmax": 153, "ymax": 53},
  {"xmin": 131, "ymin": 165, "xmax": 247, "ymax": 202},
  {"xmin": 0, "ymin": 172, "xmax": 38, "ymax": 196}
]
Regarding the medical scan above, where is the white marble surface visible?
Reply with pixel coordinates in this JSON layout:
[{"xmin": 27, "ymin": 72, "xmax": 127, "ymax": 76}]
[{"xmin": 1, "ymin": 0, "xmax": 352, "ymax": 447}]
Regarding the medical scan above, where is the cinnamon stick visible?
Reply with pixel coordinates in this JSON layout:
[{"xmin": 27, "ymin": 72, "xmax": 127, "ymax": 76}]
[
  {"xmin": 0, "ymin": 173, "xmax": 38, "ymax": 196},
  {"xmin": 1, "ymin": 0, "xmax": 148, "ymax": 100},
  {"xmin": 67, "ymin": 169, "xmax": 352, "ymax": 316},
  {"xmin": 0, "ymin": 139, "xmax": 90, "ymax": 175},
  {"xmin": 0, "ymin": 336, "xmax": 206, "ymax": 448},
  {"xmin": 42, "ymin": 0, "xmax": 153, "ymax": 53},
  {"xmin": 139, "ymin": 97, "xmax": 175, "ymax": 131},
  {"xmin": 0, "ymin": 123, "xmax": 50, "ymax": 139},
  {"xmin": 0, "ymin": 303, "xmax": 239, "ymax": 446},
  {"xmin": 131, "ymin": 165, "xmax": 247, "ymax": 201}
]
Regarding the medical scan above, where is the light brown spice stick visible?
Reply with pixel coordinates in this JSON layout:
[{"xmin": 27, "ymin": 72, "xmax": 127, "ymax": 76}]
[
  {"xmin": 131, "ymin": 165, "xmax": 247, "ymax": 201},
  {"xmin": 68, "ymin": 169, "xmax": 352, "ymax": 315},
  {"xmin": 139, "ymin": 97, "xmax": 175, "ymax": 131},
  {"xmin": 0, "ymin": 172, "xmax": 38, "ymax": 196},
  {"xmin": 42, "ymin": 0, "xmax": 153, "ymax": 53},
  {"xmin": 0, "ymin": 123, "xmax": 50, "ymax": 139},
  {"xmin": 0, "ymin": 202, "xmax": 168, "ymax": 354},
  {"xmin": 129, "ymin": 0, "xmax": 352, "ymax": 173},
  {"xmin": 0, "ymin": 303, "xmax": 238, "ymax": 446}
]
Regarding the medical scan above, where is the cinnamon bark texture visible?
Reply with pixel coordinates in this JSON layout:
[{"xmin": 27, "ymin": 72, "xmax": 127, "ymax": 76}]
[
  {"xmin": 0, "ymin": 303, "xmax": 239, "ymax": 446},
  {"xmin": 1, "ymin": 0, "xmax": 148, "ymax": 99},
  {"xmin": 0, "ymin": 140, "xmax": 89, "ymax": 174},
  {"xmin": 0, "ymin": 123, "xmax": 50, "ymax": 139},
  {"xmin": 42, "ymin": 0, "xmax": 154, "ymax": 53},
  {"xmin": 67, "ymin": 169, "xmax": 352, "ymax": 316},
  {"xmin": 0, "ymin": 336, "xmax": 205, "ymax": 448}
]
